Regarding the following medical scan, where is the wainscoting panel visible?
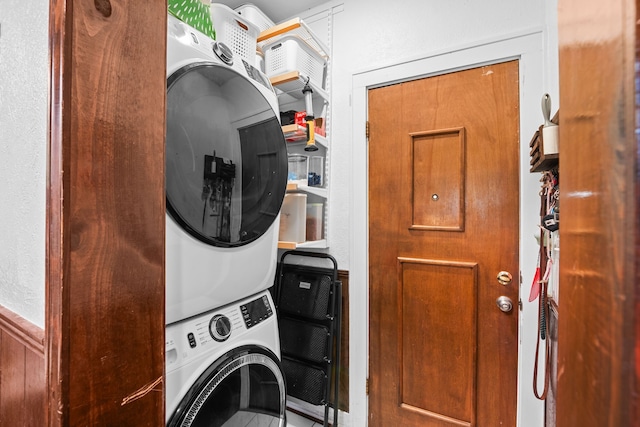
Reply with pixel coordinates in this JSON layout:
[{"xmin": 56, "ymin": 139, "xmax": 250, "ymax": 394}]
[{"xmin": 0, "ymin": 305, "xmax": 45, "ymax": 425}]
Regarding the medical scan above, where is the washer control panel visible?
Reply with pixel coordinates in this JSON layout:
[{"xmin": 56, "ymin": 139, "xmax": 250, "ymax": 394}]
[
  {"xmin": 240, "ymin": 294, "xmax": 273, "ymax": 329},
  {"xmin": 166, "ymin": 291, "xmax": 276, "ymax": 372}
]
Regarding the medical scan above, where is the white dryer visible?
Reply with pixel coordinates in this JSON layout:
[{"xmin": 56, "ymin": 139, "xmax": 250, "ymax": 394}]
[
  {"xmin": 166, "ymin": 290, "xmax": 286, "ymax": 426},
  {"xmin": 165, "ymin": 14, "xmax": 288, "ymax": 324}
]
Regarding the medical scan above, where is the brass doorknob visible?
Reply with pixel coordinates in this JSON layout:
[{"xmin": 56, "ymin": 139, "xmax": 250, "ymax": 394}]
[
  {"xmin": 497, "ymin": 271, "xmax": 513, "ymax": 286},
  {"xmin": 496, "ymin": 296, "xmax": 513, "ymax": 313}
]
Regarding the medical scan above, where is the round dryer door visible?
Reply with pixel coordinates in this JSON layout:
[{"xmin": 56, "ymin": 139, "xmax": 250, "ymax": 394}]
[
  {"xmin": 166, "ymin": 63, "xmax": 287, "ymax": 247},
  {"xmin": 167, "ymin": 346, "xmax": 286, "ymax": 427}
]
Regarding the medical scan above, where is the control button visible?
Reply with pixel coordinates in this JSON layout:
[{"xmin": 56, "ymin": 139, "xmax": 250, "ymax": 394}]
[{"xmin": 187, "ymin": 332, "xmax": 197, "ymax": 348}]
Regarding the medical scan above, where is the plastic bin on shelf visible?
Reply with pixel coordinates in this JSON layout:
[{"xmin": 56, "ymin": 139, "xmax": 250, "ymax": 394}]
[
  {"xmin": 234, "ymin": 3, "xmax": 275, "ymax": 32},
  {"xmin": 257, "ymin": 17, "xmax": 330, "ymax": 60},
  {"xmin": 210, "ymin": 3, "xmax": 260, "ymax": 66},
  {"xmin": 306, "ymin": 203, "xmax": 323, "ymax": 241},
  {"xmin": 279, "ymin": 193, "xmax": 307, "ymax": 243},
  {"xmin": 263, "ymin": 35, "xmax": 327, "ymax": 90},
  {"xmin": 308, "ymin": 156, "xmax": 324, "ymax": 187},
  {"xmin": 287, "ymin": 154, "xmax": 308, "ymax": 187}
]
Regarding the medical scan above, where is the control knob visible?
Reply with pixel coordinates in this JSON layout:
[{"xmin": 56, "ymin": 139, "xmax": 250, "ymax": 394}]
[{"xmin": 209, "ymin": 314, "xmax": 232, "ymax": 342}]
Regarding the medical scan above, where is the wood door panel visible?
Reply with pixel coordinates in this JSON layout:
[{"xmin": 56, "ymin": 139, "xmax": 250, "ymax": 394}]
[
  {"xmin": 369, "ymin": 60, "xmax": 519, "ymax": 427},
  {"xmin": 24, "ymin": 347, "xmax": 46, "ymax": 426},
  {"xmin": 398, "ymin": 258, "xmax": 477, "ymax": 425},
  {"xmin": 0, "ymin": 306, "xmax": 45, "ymax": 425},
  {"xmin": 0, "ymin": 333, "xmax": 26, "ymax": 426},
  {"xmin": 410, "ymin": 129, "xmax": 466, "ymax": 231}
]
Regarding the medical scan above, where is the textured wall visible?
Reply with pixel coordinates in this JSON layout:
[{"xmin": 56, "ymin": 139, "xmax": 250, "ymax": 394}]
[{"xmin": 0, "ymin": 0, "xmax": 49, "ymax": 328}]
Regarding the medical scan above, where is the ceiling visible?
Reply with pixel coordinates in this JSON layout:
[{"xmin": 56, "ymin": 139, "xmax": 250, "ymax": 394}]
[{"xmin": 217, "ymin": 0, "xmax": 328, "ymax": 25}]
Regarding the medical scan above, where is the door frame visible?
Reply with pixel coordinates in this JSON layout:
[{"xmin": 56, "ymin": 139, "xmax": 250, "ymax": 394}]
[{"xmin": 350, "ymin": 30, "xmax": 546, "ymax": 427}]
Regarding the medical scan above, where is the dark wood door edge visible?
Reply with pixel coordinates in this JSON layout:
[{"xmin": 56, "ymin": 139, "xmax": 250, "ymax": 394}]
[
  {"xmin": 46, "ymin": 0, "xmax": 72, "ymax": 426},
  {"xmin": 46, "ymin": 1, "xmax": 167, "ymax": 424}
]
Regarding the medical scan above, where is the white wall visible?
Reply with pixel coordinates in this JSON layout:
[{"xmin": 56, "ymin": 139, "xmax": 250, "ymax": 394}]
[
  {"xmin": 296, "ymin": 1, "xmax": 559, "ymax": 426},
  {"xmin": 0, "ymin": 0, "xmax": 49, "ymax": 328}
]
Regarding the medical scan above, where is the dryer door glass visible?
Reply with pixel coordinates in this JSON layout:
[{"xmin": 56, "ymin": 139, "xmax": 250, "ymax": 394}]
[
  {"xmin": 166, "ymin": 63, "xmax": 287, "ymax": 247},
  {"xmin": 167, "ymin": 347, "xmax": 286, "ymax": 427}
]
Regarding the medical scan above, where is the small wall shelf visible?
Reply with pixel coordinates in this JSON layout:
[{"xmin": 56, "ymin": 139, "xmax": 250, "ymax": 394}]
[{"xmin": 530, "ymin": 111, "xmax": 559, "ymax": 173}]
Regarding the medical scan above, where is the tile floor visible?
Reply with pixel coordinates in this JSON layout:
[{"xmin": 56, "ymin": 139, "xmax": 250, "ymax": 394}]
[
  {"xmin": 220, "ymin": 409, "xmax": 320, "ymax": 427},
  {"xmin": 286, "ymin": 411, "xmax": 323, "ymax": 427}
]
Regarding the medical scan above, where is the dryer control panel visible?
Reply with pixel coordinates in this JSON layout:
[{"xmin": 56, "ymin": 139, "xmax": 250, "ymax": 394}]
[{"xmin": 242, "ymin": 59, "xmax": 274, "ymax": 92}]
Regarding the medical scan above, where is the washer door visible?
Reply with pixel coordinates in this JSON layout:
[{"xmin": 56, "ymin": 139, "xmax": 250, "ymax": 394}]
[
  {"xmin": 166, "ymin": 63, "xmax": 287, "ymax": 247},
  {"xmin": 168, "ymin": 346, "xmax": 286, "ymax": 427}
]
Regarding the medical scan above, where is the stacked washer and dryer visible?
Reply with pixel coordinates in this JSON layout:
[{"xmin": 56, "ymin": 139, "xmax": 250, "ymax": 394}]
[{"xmin": 164, "ymin": 6, "xmax": 289, "ymax": 426}]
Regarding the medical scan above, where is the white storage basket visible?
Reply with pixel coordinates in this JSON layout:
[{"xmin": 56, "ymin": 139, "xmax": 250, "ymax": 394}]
[
  {"xmin": 263, "ymin": 35, "xmax": 327, "ymax": 90},
  {"xmin": 234, "ymin": 3, "xmax": 275, "ymax": 32},
  {"xmin": 210, "ymin": 3, "xmax": 260, "ymax": 66}
]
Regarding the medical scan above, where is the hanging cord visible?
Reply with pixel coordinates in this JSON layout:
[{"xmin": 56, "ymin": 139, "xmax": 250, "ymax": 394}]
[
  {"xmin": 533, "ymin": 275, "xmax": 552, "ymax": 400},
  {"xmin": 533, "ymin": 229, "xmax": 553, "ymax": 399},
  {"xmin": 532, "ymin": 170, "xmax": 557, "ymax": 400}
]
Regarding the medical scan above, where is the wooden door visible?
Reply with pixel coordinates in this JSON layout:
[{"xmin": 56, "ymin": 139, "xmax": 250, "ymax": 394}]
[{"xmin": 368, "ymin": 60, "xmax": 520, "ymax": 427}]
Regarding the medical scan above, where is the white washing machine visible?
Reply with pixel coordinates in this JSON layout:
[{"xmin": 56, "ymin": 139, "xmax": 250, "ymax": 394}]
[
  {"xmin": 166, "ymin": 290, "xmax": 286, "ymax": 426},
  {"xmin": 165, "ymin": 14, "xmax": 288, "ymax": 324}
]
